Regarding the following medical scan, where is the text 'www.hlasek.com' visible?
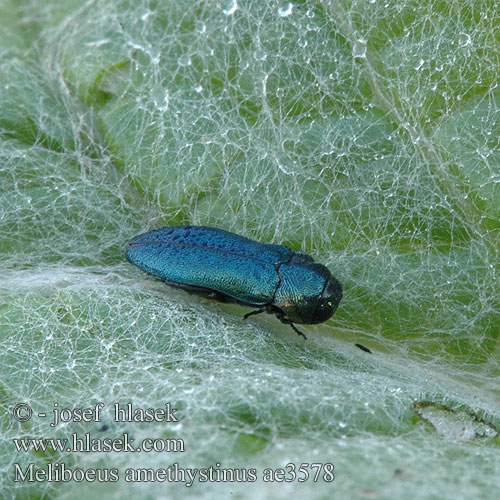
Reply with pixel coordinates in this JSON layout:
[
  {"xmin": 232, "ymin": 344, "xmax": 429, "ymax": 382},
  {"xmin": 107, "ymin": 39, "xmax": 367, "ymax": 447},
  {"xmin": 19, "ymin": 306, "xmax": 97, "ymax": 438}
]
[{"xmin": 11, "ymin": 402, "xmax": 335, "ymax": 485}]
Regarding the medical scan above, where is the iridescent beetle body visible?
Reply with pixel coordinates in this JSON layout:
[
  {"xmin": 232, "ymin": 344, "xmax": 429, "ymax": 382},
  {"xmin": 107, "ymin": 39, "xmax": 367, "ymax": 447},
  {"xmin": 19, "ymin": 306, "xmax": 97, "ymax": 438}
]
[{"xmin": 125, "ymin": 226, "xmax": 342, "ymax": 338}]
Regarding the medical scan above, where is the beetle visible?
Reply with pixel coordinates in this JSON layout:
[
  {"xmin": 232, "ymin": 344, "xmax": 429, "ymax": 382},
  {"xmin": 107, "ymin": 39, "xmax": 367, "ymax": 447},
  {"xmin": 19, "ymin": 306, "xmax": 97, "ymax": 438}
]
[{"xmin": 125, "ymin": 225, "xmax": 342, "ymax": 339}]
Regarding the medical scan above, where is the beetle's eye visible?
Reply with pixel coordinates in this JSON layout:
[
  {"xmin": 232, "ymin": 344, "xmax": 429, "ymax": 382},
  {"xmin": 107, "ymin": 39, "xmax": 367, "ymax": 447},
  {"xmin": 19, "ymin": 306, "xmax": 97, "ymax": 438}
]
[{"xmin": 312, "ymin": 277, "xmax": 342, "ymax": 323}]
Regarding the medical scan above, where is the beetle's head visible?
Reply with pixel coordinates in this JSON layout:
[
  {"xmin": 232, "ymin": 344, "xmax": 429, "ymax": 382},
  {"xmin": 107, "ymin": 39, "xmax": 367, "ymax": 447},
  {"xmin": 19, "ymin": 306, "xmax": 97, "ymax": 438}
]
[{"xmin": 312, "ymin": 276, "xmax": 343, "ymax": 324}]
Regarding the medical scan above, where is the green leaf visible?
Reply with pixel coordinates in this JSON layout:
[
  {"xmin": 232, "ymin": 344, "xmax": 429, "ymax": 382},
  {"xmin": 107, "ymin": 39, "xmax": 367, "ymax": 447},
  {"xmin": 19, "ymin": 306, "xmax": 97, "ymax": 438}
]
[{"xmin": 1, "ymin": 1, "xmax": 499, "ymax": 498}]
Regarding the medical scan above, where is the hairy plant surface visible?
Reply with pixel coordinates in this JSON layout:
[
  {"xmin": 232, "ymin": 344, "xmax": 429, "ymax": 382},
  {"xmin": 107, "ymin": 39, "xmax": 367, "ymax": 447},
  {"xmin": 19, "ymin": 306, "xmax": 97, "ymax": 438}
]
[{"xmin": 1, "ymin": 1, "xmax": 499, "ymax": 498}]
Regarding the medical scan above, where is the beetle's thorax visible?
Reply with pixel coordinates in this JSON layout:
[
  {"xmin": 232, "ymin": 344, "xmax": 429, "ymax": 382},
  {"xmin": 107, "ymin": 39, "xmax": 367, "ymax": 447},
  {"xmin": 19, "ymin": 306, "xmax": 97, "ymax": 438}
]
[{"xmin": 273, "ymin": 253, "xmax": 342, "ymax": 324}]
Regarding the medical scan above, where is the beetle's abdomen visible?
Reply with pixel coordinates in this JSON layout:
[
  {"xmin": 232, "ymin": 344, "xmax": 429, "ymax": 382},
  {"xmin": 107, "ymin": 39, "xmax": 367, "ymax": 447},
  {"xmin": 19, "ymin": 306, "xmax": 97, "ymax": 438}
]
[
  {"xmin": 128, "ymin": 226, "xmax": 293, "ymax": 262},
  {"xmin": 126, "ymin": 226, "xmax": 291, "ymax": 305}
]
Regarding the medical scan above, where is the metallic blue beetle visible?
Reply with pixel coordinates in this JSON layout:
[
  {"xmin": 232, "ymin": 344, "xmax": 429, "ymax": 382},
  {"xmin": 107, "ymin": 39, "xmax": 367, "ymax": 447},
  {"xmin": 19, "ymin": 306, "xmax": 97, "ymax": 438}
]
[{"xmin": 125, "ymin": 226, "xmax": 342, "ymax": 339}]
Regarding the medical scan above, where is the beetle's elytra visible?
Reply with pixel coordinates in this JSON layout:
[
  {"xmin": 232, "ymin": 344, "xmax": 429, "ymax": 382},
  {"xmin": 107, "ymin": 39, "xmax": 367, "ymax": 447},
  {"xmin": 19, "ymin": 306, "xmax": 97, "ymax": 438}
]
[{"xmin": 125, "ymin": 226, "xmax": 342, "ymax": 339}]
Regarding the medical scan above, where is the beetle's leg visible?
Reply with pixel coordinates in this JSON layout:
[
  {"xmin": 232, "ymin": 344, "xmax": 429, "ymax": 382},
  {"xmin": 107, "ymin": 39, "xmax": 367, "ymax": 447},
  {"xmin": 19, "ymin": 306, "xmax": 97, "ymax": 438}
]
[
  {"xmin": 274, "ymin": 312, "xmax": 307, "ymax": 340},
  {"xmin": 244, "ymin": 307, "xmax": 307, "ymax": 340},
  {"xmin": 288, "ymin": 322, "xmax": 307, "ymax": 340},
  {"xmin": 243, "ymin": 309, "xmax": 265, "ymax": 320}
]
